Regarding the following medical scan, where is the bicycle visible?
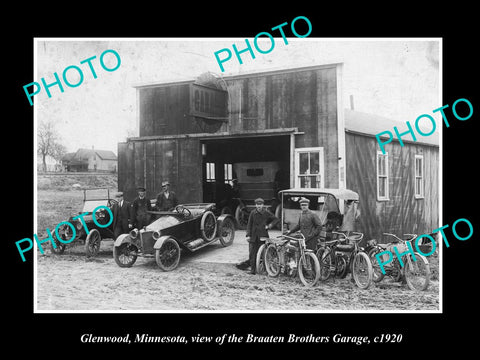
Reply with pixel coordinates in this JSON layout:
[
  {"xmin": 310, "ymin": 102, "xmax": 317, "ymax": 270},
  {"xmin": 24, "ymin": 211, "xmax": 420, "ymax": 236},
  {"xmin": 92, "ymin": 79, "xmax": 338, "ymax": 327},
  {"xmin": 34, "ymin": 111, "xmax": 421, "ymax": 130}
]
[
  {"xmin": 366, "ymin": 233, "xmax": 430, "ymax": 291},
  {"xmin": 263, "ymin": 232, "xmax": 320, "ymax": 287}
]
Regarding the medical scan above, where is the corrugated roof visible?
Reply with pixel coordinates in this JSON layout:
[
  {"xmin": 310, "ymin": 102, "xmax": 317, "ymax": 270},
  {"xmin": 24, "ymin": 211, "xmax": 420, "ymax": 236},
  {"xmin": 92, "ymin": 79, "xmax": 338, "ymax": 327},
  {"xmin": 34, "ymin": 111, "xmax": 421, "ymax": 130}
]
[{"xmin": 344, "ymin": 109, "xmax": 439, "ymax": 147}]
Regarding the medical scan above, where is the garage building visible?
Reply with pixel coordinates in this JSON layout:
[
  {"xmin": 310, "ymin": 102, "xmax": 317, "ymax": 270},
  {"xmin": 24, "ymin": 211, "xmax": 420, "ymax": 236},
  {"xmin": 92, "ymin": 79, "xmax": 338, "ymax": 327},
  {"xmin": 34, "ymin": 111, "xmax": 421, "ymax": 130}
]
[{"xmin": 118, "ymin": 64, "xmax": 439, "ymax": 240}]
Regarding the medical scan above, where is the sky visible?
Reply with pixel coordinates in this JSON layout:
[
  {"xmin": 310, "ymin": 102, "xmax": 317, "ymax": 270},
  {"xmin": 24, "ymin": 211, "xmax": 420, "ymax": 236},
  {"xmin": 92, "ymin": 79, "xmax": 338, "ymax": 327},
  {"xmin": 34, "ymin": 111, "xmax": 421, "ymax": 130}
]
[{"xmin": 35, "ymin": 38, "xmax": 440, "ymax": 155}]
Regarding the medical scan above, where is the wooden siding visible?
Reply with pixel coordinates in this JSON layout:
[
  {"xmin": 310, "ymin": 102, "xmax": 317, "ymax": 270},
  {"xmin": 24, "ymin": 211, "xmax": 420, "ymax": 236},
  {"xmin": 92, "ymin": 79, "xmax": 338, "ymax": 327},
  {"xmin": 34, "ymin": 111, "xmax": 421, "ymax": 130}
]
[
  {"xmin": 122, "ymin": 65, "xmax": 341, "ymax": 203},
  {"xmin": 345, "ymin": 132, "xmax": 439, "ymax": 241},
  {"xmin": 118, "ymin": 138, "xmax": 202, "ymax": 202}
]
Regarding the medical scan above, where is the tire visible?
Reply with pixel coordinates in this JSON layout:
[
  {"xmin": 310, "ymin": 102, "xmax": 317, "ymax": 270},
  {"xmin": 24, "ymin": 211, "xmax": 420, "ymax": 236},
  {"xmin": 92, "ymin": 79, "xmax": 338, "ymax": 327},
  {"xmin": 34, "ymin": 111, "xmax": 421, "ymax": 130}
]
[
  {"xmin": 352, "ymin": 252, "xmax": 373, "ymax": 289},
  {"xmin": 200, "ymin": 211, "xmax": 217, "ymax": 242},
  {"xmin": 298, "ymin": 252, "xmax": 321, "ymax": 287},
  {"xmin": 316, "ymin": 247, "xmax": 332, "ymax": 281},
  {"xmin": 336, "ymin": 254, "xmax": 348, "ymax": 279},
  {"xmin": 234, "ymin": 205, "xmax": 248, "ymax": 230},
  {"xmin": 220, "ymin": 206, "xmax": 232, "ymax": 215},
  {"xmin": 85, "ymin": 229, "xmax": 101, "ymax": 257},
  {"xmin": 264, "ymin": 244, "xmax": 281, "ymax": 277},
  {"xmin": 51, "ymin": 223, "xmax": 71, "ymax": 254},
  {"xmin": 368, "ymin": 247, "xmax": 386, "ymax": 283},
  {"xmin": 218, "ymin": 217, "xmax": 235, "ymax": 247},
  {"xmin": 113, "ymin": 243, "xmax": 138, "ymax": 267},
  {"xmin": 274, "ymin": 205, "xmax": 282, "ymax": 229},
  {"xmin": 404, "ymin": 253, "xmax": 430, "ymax": 291},
  {"xmin": 255, "ymin": 244, "xmax": 266, "ymax": 275},
  {"xmin": 155, "ymin": 238, "xmax": 181, "ymax": 271},
  {"xmin": 51, "ymin": 241, "xmax": 66, "ymax": 255}
]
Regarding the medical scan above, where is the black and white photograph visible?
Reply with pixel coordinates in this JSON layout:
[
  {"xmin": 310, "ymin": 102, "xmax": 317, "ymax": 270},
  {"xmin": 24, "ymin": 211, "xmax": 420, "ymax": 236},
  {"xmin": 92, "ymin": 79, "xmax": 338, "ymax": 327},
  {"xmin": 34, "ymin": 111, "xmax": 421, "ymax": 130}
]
[
  {"xmin": 33, "ymin": 38, "xmax": 441, "ymax": 312},
  {"xmin": 7, "ymin": 8, "xmax": 479, "ymax": 355}
]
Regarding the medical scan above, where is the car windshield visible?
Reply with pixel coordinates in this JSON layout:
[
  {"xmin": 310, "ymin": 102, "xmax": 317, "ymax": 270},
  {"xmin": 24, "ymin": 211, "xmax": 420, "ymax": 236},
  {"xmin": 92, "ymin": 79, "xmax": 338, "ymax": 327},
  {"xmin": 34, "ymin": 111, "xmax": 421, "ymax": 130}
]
[
  {"xmin": 82, "ymin": 199, "xmax": 110, "ymax": 213},
  {"xmin": 145, "ymin": 216, "xmax": 182, "ymax": 232},
  {"xmin": 282, "ymin": 193, "xmax": 340, "ymax": 231}
]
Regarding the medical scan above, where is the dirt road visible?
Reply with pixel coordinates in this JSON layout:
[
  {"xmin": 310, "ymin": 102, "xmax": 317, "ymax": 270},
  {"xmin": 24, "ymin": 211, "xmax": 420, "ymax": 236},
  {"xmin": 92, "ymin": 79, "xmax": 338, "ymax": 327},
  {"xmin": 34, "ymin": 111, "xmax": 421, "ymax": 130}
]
[{"xmin": 35, "ymin": 230, "xmax": 440, "ymax": 312}]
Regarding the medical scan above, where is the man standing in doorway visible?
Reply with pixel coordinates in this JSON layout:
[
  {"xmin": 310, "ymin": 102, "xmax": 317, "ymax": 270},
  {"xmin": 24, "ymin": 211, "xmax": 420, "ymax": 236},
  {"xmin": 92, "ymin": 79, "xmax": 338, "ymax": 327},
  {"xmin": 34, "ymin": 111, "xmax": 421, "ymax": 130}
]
[
  {"xmin": 131, "ymin": 187, "xmax": 152, "ymax": 229},
  {"xmin": 155, "ymin": 181, "xmax": 179, "ymax": 211},
  {"xmin": 286, "ymin": 197, "xmax": 322, "ymax": 250}
]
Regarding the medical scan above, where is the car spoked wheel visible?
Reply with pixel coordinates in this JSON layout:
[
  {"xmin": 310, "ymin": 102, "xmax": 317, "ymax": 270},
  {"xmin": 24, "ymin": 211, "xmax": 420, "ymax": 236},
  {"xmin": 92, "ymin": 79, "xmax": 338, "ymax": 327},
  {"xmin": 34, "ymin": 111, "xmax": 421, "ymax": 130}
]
[
  {"xmin": 156, "ymin": 238, "xmax": 181, "ymax": 271},
  {"xmin": 51, "ymin": 223, "xmax": 69, "ymax": 254},
  {"xmin": 113, "ymin": 243, "xmax": 138, "ymax": 267},
  {"xmin": 85, "ymin": 229, "xmax": 101, "ymax": 257},
  {"xmin": 234, "ymin": 206, "xmax": 249, "ymax": 230},
  {"xmin": 200, "ymin": 211, "xmax": 217, "ymax": 242},
  {"xmin": 218, "ymin": 218, "xmax": 235, "ymax": 247}
]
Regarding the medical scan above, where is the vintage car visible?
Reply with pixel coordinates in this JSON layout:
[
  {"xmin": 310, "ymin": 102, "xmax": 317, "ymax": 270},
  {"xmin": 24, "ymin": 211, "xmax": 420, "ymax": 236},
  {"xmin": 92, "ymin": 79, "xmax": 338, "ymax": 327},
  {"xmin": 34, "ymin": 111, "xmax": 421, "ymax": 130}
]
[
  {"xmin": 231, "ymin": 161, "xmax": 285, "ymax": 229},
  {"xmin": 113, "ymin": 203, "xmax": 235, "ymax": 271},
  {"xmin": 51, "ymin": 188, "xmax": 117, "ymax": 256},
  {"xmin": 279, "ymin": 188, "xmax": 361, "ymax": 234}
]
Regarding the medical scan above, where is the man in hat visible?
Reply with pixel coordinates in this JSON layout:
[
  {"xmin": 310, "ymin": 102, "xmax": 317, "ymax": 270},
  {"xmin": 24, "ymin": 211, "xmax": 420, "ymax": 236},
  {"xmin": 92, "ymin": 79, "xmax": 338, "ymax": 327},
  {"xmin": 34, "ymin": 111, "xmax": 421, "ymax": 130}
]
[
  {"xmin": 286, "ymin": 197, "xmax": 322, "ymax": 250},
  {"xmin": 238, "ymin": 198, "xmax": 279, "ymax": 274},
  {"xmin": 131, "ymin": 187, "xmax": 153, "ymax": 229},
  {"xmin": 155, "ymin": 181, "xmax": 178, "ymax": 211},
  {"xmin": 111, "ymin": 192, "xmax": 134, "ymax": 238}
]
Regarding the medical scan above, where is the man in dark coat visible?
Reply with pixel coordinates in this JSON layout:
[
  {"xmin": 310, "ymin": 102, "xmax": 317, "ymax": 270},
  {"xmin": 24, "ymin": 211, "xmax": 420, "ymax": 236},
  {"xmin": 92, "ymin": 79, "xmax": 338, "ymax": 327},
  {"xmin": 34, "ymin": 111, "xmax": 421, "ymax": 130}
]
[
  {"xmin": 155, "ymin": 181, "xmax": 179, "ymax": 211},
  {"xmin": 286, "ymin": 197, "xmax": 322, "ymax": 250},
  {"xmin": 111, "ymin": 192, "xmax": 133, "ymax": 238},
  {"xmin": 131, "ymin": 187, "xmax": 153, "ymax": 229},
  {"xmin": 244, "ymin": 198, "xmax": 279, "ymax": 274}
]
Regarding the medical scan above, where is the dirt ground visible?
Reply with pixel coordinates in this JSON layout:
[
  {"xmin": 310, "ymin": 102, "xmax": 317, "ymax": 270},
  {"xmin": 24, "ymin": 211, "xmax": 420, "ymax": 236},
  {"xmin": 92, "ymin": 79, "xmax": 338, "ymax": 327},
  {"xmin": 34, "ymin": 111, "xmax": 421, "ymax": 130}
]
[{"xmin": 35, "ymin": 173, "xmax": 440, "ymax": 312}]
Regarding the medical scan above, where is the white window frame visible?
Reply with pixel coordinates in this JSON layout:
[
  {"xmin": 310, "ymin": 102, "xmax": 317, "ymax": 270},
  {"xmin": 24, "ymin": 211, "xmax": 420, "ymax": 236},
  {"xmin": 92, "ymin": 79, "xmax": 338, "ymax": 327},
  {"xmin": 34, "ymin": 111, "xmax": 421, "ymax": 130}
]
[
  {"xmin": 414, "ymin": 154, "xmax": 425, "ymax": 199},
  {"xmin": 224, "ymin": 163, "xmax": 233, "ymax": 184},
  {"xmin": 376, "ymin": 151, "xmax": 389, "ymax": 201},
  {"xmin": 205, "ymin": 162, "xmax": 215, "ymax": 183},
  {"xmin": 294, "ymin": 147, "xmax": 325, "ymax": 189}
]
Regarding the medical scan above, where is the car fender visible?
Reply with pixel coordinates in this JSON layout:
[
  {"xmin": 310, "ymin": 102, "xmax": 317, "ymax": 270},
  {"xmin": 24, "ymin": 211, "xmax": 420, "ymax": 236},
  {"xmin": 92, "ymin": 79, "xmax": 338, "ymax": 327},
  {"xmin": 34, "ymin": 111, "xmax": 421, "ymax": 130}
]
[
  {"xmin": 216, "ymin": 214, "xmax": 234, "ymax": 231},
  {"xmin": 153, "ymin": 235, "xmax": 174, "ymax": 250},
  {"xmin": 114, "ymin": 233, "xmax": 133, "ymax": 247}
]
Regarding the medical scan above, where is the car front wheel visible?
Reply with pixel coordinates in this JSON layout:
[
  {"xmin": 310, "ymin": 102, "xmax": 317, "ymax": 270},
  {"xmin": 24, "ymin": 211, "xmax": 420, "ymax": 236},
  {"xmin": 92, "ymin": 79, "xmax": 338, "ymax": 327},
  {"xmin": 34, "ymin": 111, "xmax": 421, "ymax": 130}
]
[
  {"xmin": 113, "ymin": 243, "xmax": 138, "ymax": 267},
  {"xmin": 155, "ymin": 238, "xmax": 181, "ymax": 271}
]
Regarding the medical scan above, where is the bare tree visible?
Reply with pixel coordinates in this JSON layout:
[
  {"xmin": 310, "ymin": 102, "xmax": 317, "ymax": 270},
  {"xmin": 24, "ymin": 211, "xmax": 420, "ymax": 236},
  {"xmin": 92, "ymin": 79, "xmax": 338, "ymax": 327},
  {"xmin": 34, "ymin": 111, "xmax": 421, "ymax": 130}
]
[{"xmin": 37, "ymin": 120, "xmax": 67, "ymax": 172}]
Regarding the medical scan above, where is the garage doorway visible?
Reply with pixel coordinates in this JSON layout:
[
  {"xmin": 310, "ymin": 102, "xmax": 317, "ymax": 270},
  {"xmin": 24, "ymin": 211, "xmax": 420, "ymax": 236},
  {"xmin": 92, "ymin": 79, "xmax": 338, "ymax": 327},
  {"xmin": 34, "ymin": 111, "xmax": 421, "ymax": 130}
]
[{"xmin": 201, "ymin": 135, "xmax": 291, "ymax": 216}]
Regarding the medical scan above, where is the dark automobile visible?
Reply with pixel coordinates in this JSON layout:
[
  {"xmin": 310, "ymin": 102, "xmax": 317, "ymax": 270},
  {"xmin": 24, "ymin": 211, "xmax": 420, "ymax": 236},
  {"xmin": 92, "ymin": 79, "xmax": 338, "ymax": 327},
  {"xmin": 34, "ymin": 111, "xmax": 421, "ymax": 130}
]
[
  {"xmin": 113, "ymin": 203, "xmax": 235, "ymax": 271},
  {"xmin": 51, "ymin": 188, "xmax": 117, "ymax": 257}
]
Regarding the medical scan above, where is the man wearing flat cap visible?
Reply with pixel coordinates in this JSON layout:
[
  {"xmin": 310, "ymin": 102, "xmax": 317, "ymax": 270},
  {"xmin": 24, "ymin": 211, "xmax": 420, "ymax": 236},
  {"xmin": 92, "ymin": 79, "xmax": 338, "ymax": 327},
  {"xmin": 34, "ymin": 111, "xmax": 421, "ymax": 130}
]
[
  {"xmin": 155, "ymin": 181, "xmax": 178, "ymax": 211},
  {"xmin": 111, "ymin": 192, "xmax": 134, "ymax": 238},
  {"xmin": 286, "ymin": 197, "xmax": 322, "ymax": 250},
  {"xmin": 242, "ymin": 198, "xmax": 279, "ymax": 274},
  {"xmin": 131, "ymin": 186, "xmax": 153, "ymax": 229}
]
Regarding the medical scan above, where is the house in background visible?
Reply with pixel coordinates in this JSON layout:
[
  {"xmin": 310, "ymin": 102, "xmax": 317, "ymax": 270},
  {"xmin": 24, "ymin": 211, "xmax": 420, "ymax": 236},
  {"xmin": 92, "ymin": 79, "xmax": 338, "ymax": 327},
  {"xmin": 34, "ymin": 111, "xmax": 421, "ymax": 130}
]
[{"xmin": 62, "ymin": 147, "xmax": 117, "ymax": 172}]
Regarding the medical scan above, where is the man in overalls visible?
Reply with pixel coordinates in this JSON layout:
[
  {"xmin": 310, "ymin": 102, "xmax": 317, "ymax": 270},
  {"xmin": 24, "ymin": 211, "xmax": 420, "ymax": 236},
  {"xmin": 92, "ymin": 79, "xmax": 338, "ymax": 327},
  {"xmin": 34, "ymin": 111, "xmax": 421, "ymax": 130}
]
[{"xmin": 131, "ymin": 187, "xmax": 152, "ymax": 229}]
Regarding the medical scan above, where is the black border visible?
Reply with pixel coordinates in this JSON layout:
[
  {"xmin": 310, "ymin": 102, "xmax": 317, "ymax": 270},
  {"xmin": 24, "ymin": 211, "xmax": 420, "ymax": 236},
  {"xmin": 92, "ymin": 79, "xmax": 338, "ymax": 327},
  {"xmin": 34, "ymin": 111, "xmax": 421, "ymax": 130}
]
[{"xmin": 7, "ymin": 5, "xmax": 479, "ymax": 355}]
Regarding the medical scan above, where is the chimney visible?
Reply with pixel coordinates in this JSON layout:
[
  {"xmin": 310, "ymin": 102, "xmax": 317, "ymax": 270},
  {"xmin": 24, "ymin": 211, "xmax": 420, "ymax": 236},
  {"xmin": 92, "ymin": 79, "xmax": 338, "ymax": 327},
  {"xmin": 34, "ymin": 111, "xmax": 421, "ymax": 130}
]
[{"xmin": 350, "ymin": 95, "xmax": 354, "ymax": 110}]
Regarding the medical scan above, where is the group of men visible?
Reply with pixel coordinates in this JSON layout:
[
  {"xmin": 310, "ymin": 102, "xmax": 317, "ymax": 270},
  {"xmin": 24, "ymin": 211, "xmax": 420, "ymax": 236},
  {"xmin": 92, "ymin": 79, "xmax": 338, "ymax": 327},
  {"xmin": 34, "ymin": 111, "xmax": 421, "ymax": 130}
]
[
  {"xmin": 111, "ymin": 181, "xmax": 178, "ymax": 238},
  {"xmin": 111, "ymin": 184, "xmax": 329, "ymax": 276},
  {"xmin": 236, "ymin": 197, "xmax": 323, "ymax": 275}
]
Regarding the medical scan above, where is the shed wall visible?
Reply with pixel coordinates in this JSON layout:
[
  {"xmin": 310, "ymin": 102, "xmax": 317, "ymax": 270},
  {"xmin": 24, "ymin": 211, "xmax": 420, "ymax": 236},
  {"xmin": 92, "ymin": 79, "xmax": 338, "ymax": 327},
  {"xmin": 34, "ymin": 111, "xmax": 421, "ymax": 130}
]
[{"xmin": 345, "ymin": 132, "xmax": 439, "ymax": 241}]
